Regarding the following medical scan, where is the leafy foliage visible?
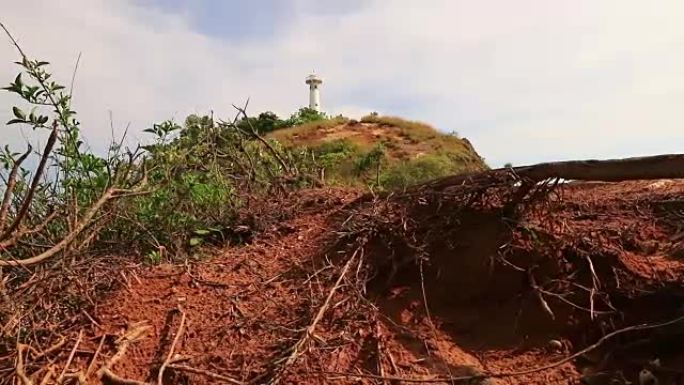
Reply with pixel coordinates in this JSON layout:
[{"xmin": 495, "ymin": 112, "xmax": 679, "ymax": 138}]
[
  {"xmin": 354, "ymin": 144, "xmax": 386, "ymax": 174},
  {"xmin": 1, "ymin": 47, "xmax": 144, "ymax": 265},
  {"xmin": 314, "ymin": 140, "xmax": 360, "ymax": 169},
  {"xmin": 236, "ymin": 107, "xmax": 329, "ymax": 135}
]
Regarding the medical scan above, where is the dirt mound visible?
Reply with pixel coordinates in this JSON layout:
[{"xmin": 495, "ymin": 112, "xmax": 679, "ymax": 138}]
[
  {"xmin": 6, "ymin": 181, "xmax": 684, "ymax": 385},
  {"xmin": 353, "ymin": 179, "xmax": 684, "ymax": 384}
]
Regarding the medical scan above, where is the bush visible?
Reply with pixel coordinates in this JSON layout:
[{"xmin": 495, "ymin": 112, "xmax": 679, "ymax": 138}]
[
  {"xmin": 314, "ymin": 139, "xmax": 360, "ymax": 168},
  {"xmin": 116, "ymin": 113, "xmax": 325, "ymax": 256},
  {"xmin": 286, "ymin": 107, "xmax": 327, "ymax": 126},
  {"xmin": 236, "ymin": 111, "xmax": 288, "ymax": 134},
  {"xmin": 380, "ymin": 154, "xmax": 463, "ymax": 189},
  {"xmin": 354, "ymin": 144, "xmax": 386, "ymax": 174}
]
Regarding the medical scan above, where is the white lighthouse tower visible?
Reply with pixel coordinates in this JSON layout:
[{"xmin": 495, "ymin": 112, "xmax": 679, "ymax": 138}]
[{"xmin": 305, "ymin": 73, "xmax": 322, "ymax": 112}]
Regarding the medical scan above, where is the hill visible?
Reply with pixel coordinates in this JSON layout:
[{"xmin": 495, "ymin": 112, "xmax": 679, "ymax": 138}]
[{"xmin": 267, "ymin": 114, "xmax": 487, "ymax": 187}]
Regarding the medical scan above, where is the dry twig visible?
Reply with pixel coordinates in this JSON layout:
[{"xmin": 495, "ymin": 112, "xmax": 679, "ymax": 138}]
[
  {"xmin": 158, "ymin": 307, "xmax": 187, "ymax": 385},
  {"xmin": 86, "ymin": 334, "xmax": 107, "ymax": 378},
  {"xmin": 57, "ymin": 330, "xmax": 83, "ymax": 382},
  {"xmin": 15, "ymin": 344, "xmax": 34, "ymax": 385},
  {"xmin": 168, "ymin": 364, "xmax": 243, "ymax": 385},
  {"xmin": 0, "ymin": 182, "xmax": 148, "ymax": 266},
  {"xmin": 528, "ymin": 269, "xmax": 555, "ymax": 320}
]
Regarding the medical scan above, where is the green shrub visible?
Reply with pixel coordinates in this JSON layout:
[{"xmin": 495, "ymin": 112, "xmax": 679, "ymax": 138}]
[
  {"xmin": 380, "ymin": 154, "xmax": 464, "ymax": 189},
  {"xmin": 314, "ymin": 139, "xmax": 360, "ymax": 169},
  {"xmin": 236, "ymin": 107, "xmax": 332, "ymax": 135},
  {"xmin": 130, "ymin": 168, "xmax": 237, "ymax": 251},
  {"xmin": 354, "ymin": 144, "xmax": 386, "ymax": 174}
]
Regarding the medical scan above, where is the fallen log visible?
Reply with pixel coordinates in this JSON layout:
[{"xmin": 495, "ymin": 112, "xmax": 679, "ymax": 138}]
[
  {"xmin": 514, "ymin": 154, "xmax": 684, "ymax": 182},
  {"xmin": 424, "ymin": 154, "xmax": 684, "ymax": 191}
]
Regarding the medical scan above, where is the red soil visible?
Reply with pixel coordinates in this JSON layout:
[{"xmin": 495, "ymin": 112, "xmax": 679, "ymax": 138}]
[{"xmin": 61, "ymin": 181, "xmax": 684, "ymax": 384}]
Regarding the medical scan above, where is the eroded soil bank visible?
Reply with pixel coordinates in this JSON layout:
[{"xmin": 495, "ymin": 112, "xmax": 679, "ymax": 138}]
[{"xmin": 9, "ymin": 181, "xmax": 684, "ymax": 384}]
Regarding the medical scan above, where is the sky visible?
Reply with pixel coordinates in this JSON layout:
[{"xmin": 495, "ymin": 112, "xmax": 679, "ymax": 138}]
[{"xmin": 2, "ymin": 0, "xmax": 684, "ymax": 166}]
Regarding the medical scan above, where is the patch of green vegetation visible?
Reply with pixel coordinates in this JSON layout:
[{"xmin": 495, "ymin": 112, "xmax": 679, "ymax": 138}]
[
  {"xmin": 314, "ymin": 139, "xmax": 360, "ymax": 168},
  {"xmin": 379, "ymin": 153, "xmax": 467, "ymax": 189},
  {"xmin": 236, "ymin": 107, "xmax": 330, "ymax": 135},
  {"xmin": 354, "ymin": 143, "xmax": 386, "ymax": 174}
]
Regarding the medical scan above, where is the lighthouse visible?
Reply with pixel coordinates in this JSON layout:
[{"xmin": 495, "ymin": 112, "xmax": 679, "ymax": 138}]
[{"xmin": 305, "ymin": 73, "xmax": 322, "ymax": 112}]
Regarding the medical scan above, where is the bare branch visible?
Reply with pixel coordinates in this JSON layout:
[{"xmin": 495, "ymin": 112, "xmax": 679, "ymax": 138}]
[
  {"xmin": 232, "ymin": 101, "xmax": 293, "ymax": 176},
  {"xmin": 0, "ymin": 178, "xmax": 148, "ymax": 266},
  {"xmin": 0, "ymin": 208, "xmax": 60, "ymax": 250},
  {"xmin": 68, "ymin": 52, "xmax": 82, "ymax": 97},
  {"xmin": 0, "ymin": 124, "xmax": 58, "ymax": 241},
  {"xmin": 0, "ymin": 144, "xmax": 32, "ymax": 230}
]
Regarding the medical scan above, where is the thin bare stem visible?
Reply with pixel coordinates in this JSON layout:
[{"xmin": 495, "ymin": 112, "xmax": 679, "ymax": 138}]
[
  {"xmin": 157, "ymin": 308, "xmax": 187, "ymax": 385},
  {"xmin": 0, "ymin": 144, "xmax": 32, "ymax": 231},
  {"xmin": 0, "ymin": 124, "xmax": 58, "ymax": 241}
]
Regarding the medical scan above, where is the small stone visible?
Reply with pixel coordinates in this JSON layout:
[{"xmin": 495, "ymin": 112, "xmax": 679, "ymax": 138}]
[
  {"xmin": 639, "ymin": 369, "xmax": 658, "ymax": 385},
  {"xmin": 548, "ymin": 339, "xmax": 563, "ymax": 351}
]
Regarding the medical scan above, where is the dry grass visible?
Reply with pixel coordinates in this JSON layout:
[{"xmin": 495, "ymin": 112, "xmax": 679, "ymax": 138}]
[
  {"xmin": 268, "ymin": 117, "xmax": 350, "ymax": 146},
  {"xmin": 360, "ymin": 114, "xmax": 454, "ymax": 138}
]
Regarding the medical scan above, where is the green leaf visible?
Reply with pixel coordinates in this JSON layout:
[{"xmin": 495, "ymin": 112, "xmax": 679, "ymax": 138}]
[
  {"xmin": 12, "ymin": 107, "xmax": 26, "ymax": 120},
  {"xmin": 14, "ymin": 74, "xmax": 22, "ymax": 88},
  {"xmin": 2, "ymin": 82, "xmax": 21, "ymax": 94},
  {"xmin": 193, "ymin": 229, "xmax": 211, "ymax": 235},
  {"xmin": 189, "ymin": 237, "xmax": 202, "ymax": 246},
  {"xmin": 25, "ymin": 86, "xmax": 38, "ymax": 99},
  {"xmin": 6, "ymin": 119, "xmax": 25, "ymax": 125}
]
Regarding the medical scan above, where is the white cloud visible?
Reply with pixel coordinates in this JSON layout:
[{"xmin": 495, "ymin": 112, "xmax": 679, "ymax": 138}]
[{"xmin": 2, "ymin": 0, "xmax": 684, "ymax": 166}]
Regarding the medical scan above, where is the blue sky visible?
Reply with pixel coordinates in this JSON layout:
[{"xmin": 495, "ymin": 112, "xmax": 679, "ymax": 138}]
[
  {"xmin": 138, "ymin": 0, "xmax": 294, "ymax": 41},
  {"xmin": 2, "ymin": 0, "xmax": 684, "ymax": 166}
]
